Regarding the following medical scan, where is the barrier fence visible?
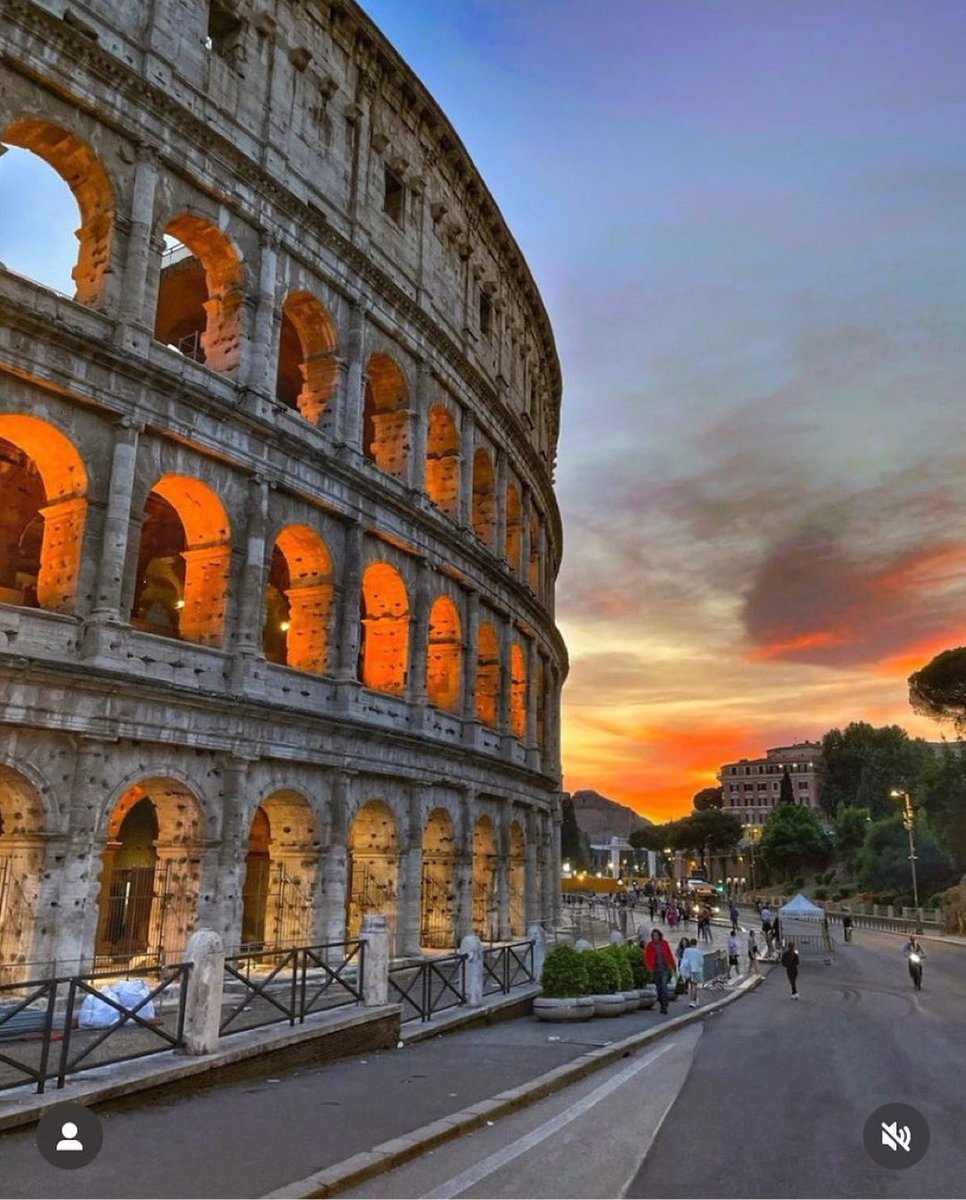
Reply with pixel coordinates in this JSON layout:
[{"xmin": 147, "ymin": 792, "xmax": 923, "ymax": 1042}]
[{"xmin": 389, "ymin": 954, "xmax": 467, "ymax": 1023}]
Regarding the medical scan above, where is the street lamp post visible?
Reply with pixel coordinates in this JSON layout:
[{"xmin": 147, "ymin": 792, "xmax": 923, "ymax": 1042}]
[{"xmin": 890, "ymin": 789, "xmax": 920, "ymax": 925}]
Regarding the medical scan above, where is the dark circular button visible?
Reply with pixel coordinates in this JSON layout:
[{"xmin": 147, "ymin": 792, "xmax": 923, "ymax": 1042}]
[
  {"xmin": 863, "ymin": 1102, "xmax": 929, "ymax": 1169},
  {"xmin": 35, "ymin": 1101, "xmax": 103, "ymax": 1169}
]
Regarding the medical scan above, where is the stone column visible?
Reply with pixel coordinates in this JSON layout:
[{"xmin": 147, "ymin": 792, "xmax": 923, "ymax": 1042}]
[
  {"xmin": 497, "ymin": 613, "xmax": 513, "ymax": 736},
  {"xmin": 453, "ymin": 790, "xmax": 475, "ymax": 943},
  {"xmin": 196, "ymin": 757, "xmax": 251, "ymax": 950},
  {"xmin": 524, "ymin": 809, "xmax": 540, "ymax": 928},
  {"xmin": 229, "ymin": 477, "xmax": 270, "ymax": 690},
  {"xmin": 494, "ymin": 450, "xmax": 508, "ymax": 562},
  {"xmin": 85, "ymin": 419, "xmax": 142, "ymax": 637},
  {"xmin": 180, "ymin": 930, "xmax": 225, "ymax": 1056},
  {"xmin": 539, "ymin": 810, "xmax": 555, "ymax": 927},
  {"xmin": 461, "ymin": 587, "xmax": 480, "ymax": 743},
  {"xmin": 340, "ymin": 298, "xmax": 366, "ymax": 450},
  {"xmin": 361, "ymin": 914, "xmax": 390, "ymax": 1006},
  {"xmin": 550, "ymin": 798, "xmax": 563, "ymax": 927},
  {"xmin": 520, "ymin": 487, "xmax": 532, "ymax": 584},
  {"xmin": 407, "ymin": 361, "xmax": 430, "ymax": 493},
  {"xmin": 396, "ymin": 783, "xmax": 424, "ymax": 956},
  {"xmin": 496, "ymin": 818, "xmax": 511, "ymax": 941},
  {"xmin": 242, "ymin": 235, "xmax": 280, "ymax": 398},
  {"xmin": 408, "ymin": 559, "xmax": 430, "ymax": 722},
  {"xmin": 335, "ymin": 519, "xmax": 364, "ymax": 685},
  {"xmin": 115, "ymin": 145, "xmax": 160, "ymax": 347},
  {"xmin": 458, "ymin": 409, "xmax": 475, "ymax": 528},
  {"xmin": 320, "ymin": 770, "xmax": 350, "ymax": 945},
  {"xmin": 535, "ymin": 521, "xmax": 548, "ymax": 604},
  {"xmin": 525, "ymin": 638, "xmax": 539, "ymax": 751}
]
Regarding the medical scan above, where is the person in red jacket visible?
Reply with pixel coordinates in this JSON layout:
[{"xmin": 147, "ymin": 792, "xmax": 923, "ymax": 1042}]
[{"xmin": 644, "ymin": 929, "xmax": 677, "ymax": 1013}]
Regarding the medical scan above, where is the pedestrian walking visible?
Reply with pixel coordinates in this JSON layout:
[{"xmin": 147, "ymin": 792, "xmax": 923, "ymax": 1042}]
[
  {"xmin": 700, "ymin": 905, "xmax": 714, "ymax": 944},
  {"xmin": 754, "ymin": 897, "xmax": 762, "ymax": 915},
  {"xmin": 644, "ymin": 929, "xmax": 677, "ymax": 1014},
  {"xmin": 648, "ymin": 897, "xmax": 657, "ymax": 922},
  {"xmin": 666, "ymin": 902, "xmax": 678, "ymax": 929},
  {"xmin": 762, "ymin": 916, "xmax": 774, "ymax": 957},
  {"xmin": 729, "ymin": 902, "xmax": 740, "ymax": 934},
  {"xmin": 676, "ymin": 935, "xmax": 689, "ymax": 968},
  {"xmin": 726, "ymin": 931, "xmax": 741, "ymax": 978},
  {"xmin": 781, "ymin": 939, "xmax": 800, "ymax": 998},
  {"xmin": 842, "ymin": 911, "xmax": 853, "ymax": 942},
  {"xmin": 680, "ymin": 938, "xmax": 704, "ymax": 1007},
  {"xmin": 747, "ymin": 929, "xmax": 760, "ymax": 975}
]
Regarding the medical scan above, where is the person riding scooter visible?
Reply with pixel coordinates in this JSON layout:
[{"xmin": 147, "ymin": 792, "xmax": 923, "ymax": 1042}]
[
  {"xmin": 904, "ymin": 933, "xmax": 926, "ymax": 991},
  {"xmin": 841, "ymin": 911, "xmax": 853, "ymax": 942}
]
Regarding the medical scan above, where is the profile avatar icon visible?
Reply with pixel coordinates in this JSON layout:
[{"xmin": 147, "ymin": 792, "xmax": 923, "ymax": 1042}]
[{"xmin": 56, "ymin": 1121, "xmax": 84, "ymax": 1152}]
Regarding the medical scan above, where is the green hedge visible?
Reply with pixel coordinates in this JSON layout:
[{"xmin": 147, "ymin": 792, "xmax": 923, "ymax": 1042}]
[
  {"xmin": 583, "ymin": 949, "xmax": 621, "ymax": 994},
  {"xmin": 540, "ymin": 944, "xmax": 590, "ymax": 998}
]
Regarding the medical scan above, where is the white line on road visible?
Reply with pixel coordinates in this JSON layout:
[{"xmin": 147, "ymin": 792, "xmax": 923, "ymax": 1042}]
[{"xmin": 422, "ymin": 1041, "xmax": 676, "ymax": 1200}]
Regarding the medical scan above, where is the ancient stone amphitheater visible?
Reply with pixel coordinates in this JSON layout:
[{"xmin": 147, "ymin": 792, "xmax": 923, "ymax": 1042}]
[{"xmin": 0, "ymin": 0, "xmax": 565, "ymax": 975}]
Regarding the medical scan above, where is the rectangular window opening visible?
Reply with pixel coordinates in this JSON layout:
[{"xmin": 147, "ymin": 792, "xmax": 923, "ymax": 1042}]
[
  {"xmin": 479, "ymin": 292, "xmax": 492, "ymax": 338},
  {"xmin": 383, "ymin": 165, "xmax": 405, "ymax": 226}
]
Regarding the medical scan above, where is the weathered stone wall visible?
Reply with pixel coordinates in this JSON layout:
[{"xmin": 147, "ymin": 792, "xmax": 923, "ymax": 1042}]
[{"xmin": 0, "ymin": 0, "xmax": 566, "ymax": 972}]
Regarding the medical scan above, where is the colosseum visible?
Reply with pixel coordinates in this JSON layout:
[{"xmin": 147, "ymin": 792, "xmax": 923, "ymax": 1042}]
[{"xmin": 0, "ymin": 0, "xmax": 565, "ymax": 976}]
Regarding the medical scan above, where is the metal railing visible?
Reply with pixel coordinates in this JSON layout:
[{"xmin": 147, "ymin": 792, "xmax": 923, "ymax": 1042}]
[
  {"xmin": 220, "ymin": 941, "xmax": 364, "ymax": 1035},
  {"xmin": 0, "ymin": 963, "xmax": 191, "ymax": 1095},
  {"xmin": 482, "ymin": 941, "xmax": 536, "ymax": 996},
  {"xmin": 389, "ymin": 953, "xmax": 466, "ymax": 1023}
]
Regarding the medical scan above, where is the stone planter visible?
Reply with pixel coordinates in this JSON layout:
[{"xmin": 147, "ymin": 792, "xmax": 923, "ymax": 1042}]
[
  {"xmin": 591, "ymin": 992, "xmax": 627, "ymax": 1018},
  {"xmin": 533, "ymin": 996, "xmax": 595, "ymax": 1022},
  {"xmin": 639, "ymin": 984, "xmax": 658, "ymax": 1009},
  {"xmin": 621, "ymin": 989, "xmax": 642, "ymax": 1012}
]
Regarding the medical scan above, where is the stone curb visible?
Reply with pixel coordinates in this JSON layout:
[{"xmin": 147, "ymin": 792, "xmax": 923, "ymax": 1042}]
[{"xmin": 262, "ymin": 973, "xmax": 765, "ymax": 1199}]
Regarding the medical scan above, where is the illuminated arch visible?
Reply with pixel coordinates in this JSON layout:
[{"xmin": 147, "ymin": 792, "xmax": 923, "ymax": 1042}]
[
  {"xmin": 131, "ymin": 474, "xmax": 231, "ymax": 646},
  {"xmin": 154, "ymin": 214, "xmax": 244, "ymax": 374},
  {"xmin": 472, "ymin": 815, "xmax": 498, "ymax": 940},
  {"xmin": 363, "ymin": 354, "xmax": 409, "ymax": 476},
  {"xmin": 263, "ymin": 525, "xmax": 333, "ymax": 674},
  {"xmin": 96, "ymin": 777, "xmax": 206, "ymax": 964},
  {"xmin": 421, "ymin": 807, "xmax": 456, "ymax": 949},
  {"xmin": 276, "ymin": 291, "xmax": 339, "ymax": 424},
  {"xmin": 0, "ymin": 414, "xmax": 88, "ymax": 613},
  {"xmin": 510, "ymin": 642, "xmax": 527, "ymax": 739},
  {"xmin": 0, "ymin": 765, "xmax": 47, "ymax": 975},
  {"xmin": 425, "ymin": 405, "xmax": 460, "ymax": 515},
  {"xmin": 509, "ymin": 821, "xmax": 526, "ymax": 937},
  {"xmin": 360, "ymin": 562, "xmax": 410, "ymax": 695},
  {"xmin": 1, "ymin": 118, "xmax": 114, "ymax": 307},
  {"xmin": 346, "ymin": 799, "xmax": 399, "ymax": 941},
  {"xmin": 472, "ymin": 448, "xmax": 495, "ymax": 547},
  {"xmin": 476, "ymin": 621, "xmax": 499, "ymax": 728},
  {"xmin": 427, "ymin": 595, "xmax": 462, "ymax": 713},
  {"xmin": 241, "ymin": 789, "xmax": 318, "ymax": 950}
]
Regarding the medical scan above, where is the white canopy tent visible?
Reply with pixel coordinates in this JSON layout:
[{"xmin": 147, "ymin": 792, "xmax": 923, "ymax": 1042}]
[{"xmin": 779, "ymin": 893, "xmax": 834, "ymax": 962}]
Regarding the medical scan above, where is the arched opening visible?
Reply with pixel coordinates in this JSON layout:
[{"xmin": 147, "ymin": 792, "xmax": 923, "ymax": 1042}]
[
  {"xmin": 427, "ymin": 595, "xmax": 461, "ymax": 713},
  {"xmin": 505, "ymin": 483, "xmax": 522, "ymax": 575},
  {"xmin": 263, "ymin": 525, "xmax": 333, "ymax": 674},
  {"xmin": 363, "ymin": 354, "xmax": 409, "ymax": 476},
  {"xmin": 471, "ymin": 449, "xmax": 495, "ymax": 547},
  {"xmin": 509, "ymin": 821, "xmax": 526, "ymax": 937},
  {"xmin": 154, "ymin": 215, "xmax": 243, "ymax": 374},
  {"xmin": 476, "ymin": 622, "xmax": 499, "ymax": 728},
  {"xmin": 131, "ymin": 475, "xmax": 231, "ymax": 646},
  {"xmin": 241, "ymin": 790, "xmax": 318, "ymax": 951},
  {"xmin": 0, "ymin": 119, "xmax": 113, "ymax": 306},
  {"xmin": 472, "ymin": 816, "xmax": 498, "ymax": 941},
  {"xmin": 0, "ymin": 415, "xmax": 88, "ymax": 613},
  {"xmin": 0, "ymin": 767, "xmax": 46, "ymax": 977},
  {"xmin": 346, "ymin": 799, "xmax": 398, "ymax": 943},
  {"xmin": 359, "ymin": 562, "xmax": 409, "ymax": 695},
  {"xmin": 425, "ymin": 405, "xmax": 459, "ymax": 515},
  {"xmin": 95, "ymin": 778, "xmax": 206, "ymax": 965},
  {"xmin": 528, "ymin": 513, "xmax": 541, "ymax": 593},
  {"xmin": 421, "ymin": 808, "xmax": 455, "ymax": 950},
  {"xmin": 276, "ymin": 291, "xmax": 339, "ymax": 424},
  {"xmin": 510, "ymin": 642, "xmax": 527, "ymax": 739}
]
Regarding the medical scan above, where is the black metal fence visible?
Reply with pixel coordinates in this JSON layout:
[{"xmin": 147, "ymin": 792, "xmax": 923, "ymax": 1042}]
[
  {"xmin": 219, "ymin": 941, "xmax": 364, "ymax": 1035},
  {"xmin": 482, "ymin": 941, "xmax": 536, "ymax": 996},
  {"xmin": 0, "ymin": 963, "xmax": 191, "ymax": 1095},
  {"xmin": 389, "ymin": 954, "xmax": 467, "ymax": 1023}
]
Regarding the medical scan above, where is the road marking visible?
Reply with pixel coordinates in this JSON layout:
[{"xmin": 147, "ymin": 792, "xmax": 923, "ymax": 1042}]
[{"xmin": 422, "ymin": 1041, "xmax": 675, "ymax": 1199}]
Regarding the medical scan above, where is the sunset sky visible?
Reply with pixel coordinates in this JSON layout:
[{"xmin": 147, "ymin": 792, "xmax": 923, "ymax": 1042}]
[{"xmin": 3, "ymin": 1, "xmax": 965, "ymax": 822}]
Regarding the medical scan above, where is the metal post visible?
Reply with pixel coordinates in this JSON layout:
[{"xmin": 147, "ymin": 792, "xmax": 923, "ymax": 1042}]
[{"xmin": 903, "ymin": 794, "xmax": 920, "ymax": 924}]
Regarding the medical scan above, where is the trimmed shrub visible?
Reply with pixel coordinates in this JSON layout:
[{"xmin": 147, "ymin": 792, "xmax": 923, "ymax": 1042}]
[
  {"xmin": 540, "ymin": 944, "xmax": 589, "ymax": 998},
  {"xmin": 583, "ymin": 949, "xmax": 621, "ymax": 994},
  {"xmin": 601, "ymin": 944, "xmax": 634, "ymax": 990},
  {"xmin": 623, "ymin": 943, "xmax": 648, "ymax": 987}
]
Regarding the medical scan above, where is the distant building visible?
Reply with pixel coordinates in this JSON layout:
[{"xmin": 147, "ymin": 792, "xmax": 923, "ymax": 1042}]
[{"xmin": 718, "ymin": 742, "xmax": 822, "ymax": 832}]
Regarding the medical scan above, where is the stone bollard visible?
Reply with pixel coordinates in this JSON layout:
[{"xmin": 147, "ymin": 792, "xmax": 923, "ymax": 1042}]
[
  {"xmin": 574, "ymin": 938, "xmax": 592, "ymax": 952},
  {"xmin": 460, "ymin": 934, "xmax": 484, "ymax": 1006},
  {"xmin": 528, "ymin": 922, "xmax": 547, "ymax": 984},
  {"xmin": 609, "ymin": 929, "xmax": 625, "ymax": 946},
  {"xmin": 361, "ymin": 914, "xmax": 390, "ymax": 1007},
  {"xmin": 180, "ymin": 929, "xmax": 224, "ymax": 1056}
]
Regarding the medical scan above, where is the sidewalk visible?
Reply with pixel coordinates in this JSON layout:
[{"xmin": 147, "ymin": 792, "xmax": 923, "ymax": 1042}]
[{"xmin": 0, "ymin": 970, "xmax": 763, "ymax": 1200}]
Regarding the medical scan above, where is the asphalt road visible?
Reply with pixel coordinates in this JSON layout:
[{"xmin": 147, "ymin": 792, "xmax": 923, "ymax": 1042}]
[{"xmin": 630, "ymin": 928, "xmax": 966, "ymax": 1198}]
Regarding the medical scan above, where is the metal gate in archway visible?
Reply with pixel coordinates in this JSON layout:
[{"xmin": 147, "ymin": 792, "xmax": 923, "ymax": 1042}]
[
  {"xmin": 346, "ymin": 857, "xmax": 397, "ymax": 945},
  {"xmin": 420, "ymin": 864, "xmax": 455, "ymax": 950}
]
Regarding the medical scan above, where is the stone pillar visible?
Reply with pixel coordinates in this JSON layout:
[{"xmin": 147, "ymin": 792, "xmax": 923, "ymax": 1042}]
[
  {"xmin": 243, "ymin": 235, "xmax": 280, "ymax": 397},
  {"xmin": 180, "ymin": 930, "xmax": 225, "ymax": 1056},
  {"xmin": 461, "ymin": 934, "xmax": 484, "ymax": 1006},
  {"xmin": 197, "ymin": 757, "xmax": 251, "ymax": 949},
  {"xmin": 520, "ymin": 487, "xmax": 532, "ymax": 585},
  {"xmin": 525, "ymin": 638, "xmax": 539, "ymax": 751},
  {"xmin": 454, "ymin": 791, "xmax": 475, "ymax": 943},
  {"xmin": 408, "ymin": 560, "xmax": 430, "ymax": 720},
  {"xmin": 115, "ymin": 145, "xmax": 160, "ymax": 346},
  {"xmin": 361, "ymin": 914, "xmax": 390, "ymax": 1006},
  {"xmin": 535, "ymin": 522, "xmax": 548, "ymax": 603},
  {"xmin": 497, "ymin": 613, "xmax": 513, "ymax": 736},
  {"xmin": 335, "ymin": 519, "xmax": 364, "ymax": 684},
  {"xmin": 461, "ymin": 587, "xmax": 480, "ymax": 740},
  {"xmin": 496, "ymin": 819, "xmax": 511, "ymax": 941},
  {"xmin": 408, "ymin": 362, "xmax": 430, "ymax": 493},
  {"xmin": 229, "ymin": 477, "xmax": 270, "ymax": 689},
  {"xmin": 458, "ymin": 409, "xmax": 475, "ymax": 528},
  {"xmin": 340, "ymin": 298, "xmax": 366, "ymax": 450},
  {"xmin": 494, "ymin": 450, "xmax": 508, "ymax": 562},
  {"xmin": 396, "ymin": 784, "xmax": 424, "ymax": 956},
  {"xmin": 321, "ymin": 771, "xmax": 350, "ymax": 945},
  {"xmin": 88, "ymin": 419, "xmax": 142, "ymax": 624},
  {"xmin": 551, "ymin": 799, "xmax": 563, "ymax": 928},
  {"xmin": 524, "ymin": 810, "xmax": 540, "ymax": 928},
  {"xmin": 540, "ymin": 811, "xmax": 555, "ymax": 926}
]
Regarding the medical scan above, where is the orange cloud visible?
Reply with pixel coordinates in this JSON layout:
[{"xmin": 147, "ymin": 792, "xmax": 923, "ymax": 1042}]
[{"xmin": 749, "ymin": 630, "xmax": 848, "ymax": 661}]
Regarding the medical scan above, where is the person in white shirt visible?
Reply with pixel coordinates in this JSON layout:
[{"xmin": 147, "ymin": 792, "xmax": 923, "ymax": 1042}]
[
  {"xmin": 726, "ymin": 931, "xmax": 741, "ymax": 978},
  {"xmin": 679, "ymin": 938, "xmax": 704, "ymax": 1007}
]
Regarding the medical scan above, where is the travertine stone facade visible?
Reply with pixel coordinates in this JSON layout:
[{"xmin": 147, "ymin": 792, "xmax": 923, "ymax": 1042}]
[{"xmin": 0, "ymin": 0, "xmax": 566, "ymax": 975}]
